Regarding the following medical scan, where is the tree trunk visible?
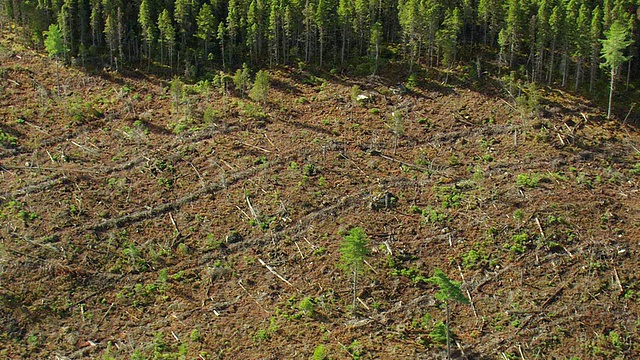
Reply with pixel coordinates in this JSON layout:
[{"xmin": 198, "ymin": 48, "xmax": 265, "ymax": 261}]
[
  {"xmin": 446, "ymin": 302, "xmax": 451, "ymax": 360},
  {"xmin": 352, "ymin": 267, "xmax": 357, "ymax": 316},
  {"xmin": 607, "ymin": 66, "xmax": 614, "ymax": 119}
]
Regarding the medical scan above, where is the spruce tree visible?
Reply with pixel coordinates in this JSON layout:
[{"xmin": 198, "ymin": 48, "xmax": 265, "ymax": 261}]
[
  {"xmin": 428, "ymin": 268, "xmax": 469, "ymax": 360},
  {"xmin": 44, "ymin": 23, "xmax": 66, "ymax": 95},
  {"xmin": 196, "ymin": 3, "xmax": 216, "ymax": 64},
  {"xmin": 589, "ymin": 5, "xmax": 603, "ymax": 93},
  {"xmin": 158, "ymin": 8, "xmax": 175, "ymax": 69},
  {"xmin": 339, "ymin": 227, "xmax": 370, "ymax": 316},
  {"xmin": 249, "ymin": 69, "xmax": 270, "ymax": 105},
  {"xmin": 600, "ymin": 20, "xmax": 633, "ymax": 119},
  {"xmin": 138, "ymin": 0, "xmax": 155, "ymax": 70}
]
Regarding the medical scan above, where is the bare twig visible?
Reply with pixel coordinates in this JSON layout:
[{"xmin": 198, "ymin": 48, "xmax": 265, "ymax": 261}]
[
  {"xmin": 613, "ymin": 267, "xmax": 623, "ymax": 293},
  {"xmin": 339, "ymin": 152, "xmax": 367, "ymax": 175},
  {"xmin": 246, "ymin": 196, "xmax": 260, "ymax": 222},
  {"xmin": 363, "ymin": 259, "xmax": 378, "ymax": 274},
  {"xmin": 623, "ymin": 103, "xmax": 636, "ymax": 126},
  {"xmin": 169, "ymin": 212, "xmax": 180, "ymax": 237},
  {"xmin": 518, "ymin": 344, "xmax": 527, "ymax": 360},
  {"xmin": 189, "ymin": 162, "xmax": 205, "ymax": 188},
  {"xmin": 99, "ymin": 303, "xmax": 114, "ymax": 325},
  {"xmin": 357, "ymin": 297, "xmax": 370, "ymax": 310},
  {"xmin": 240, "ymin": 141, "xmax": 271, "ymax": 153},
  {"xmin": 258, "ymin": 258, "xmax": 294, "ymax": 287},
  {"xmin": 535, "ymin": 217, "xmax": 545, "ymax": 239},
  {"xmin": 235, "ymin": 205, "xmax": 252, "ymax": 220},
  {"xmin": 294, "ymin": 241, "xmax": 305, "ymax": 259}
]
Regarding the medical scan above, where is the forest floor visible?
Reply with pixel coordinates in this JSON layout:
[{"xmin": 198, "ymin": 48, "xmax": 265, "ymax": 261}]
[{"xmin": 2, "ymin": 29, "xmax": 640, "ymax": 359}]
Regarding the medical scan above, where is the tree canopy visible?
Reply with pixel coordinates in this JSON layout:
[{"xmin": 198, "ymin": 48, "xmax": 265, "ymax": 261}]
[{"xmin": 1, "ymin": 0, "xmax": 638, "ymax": 112}]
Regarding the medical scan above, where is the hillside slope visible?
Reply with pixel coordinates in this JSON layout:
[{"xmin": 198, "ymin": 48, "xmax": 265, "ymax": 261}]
[{"xmin": 1, "ymin": 31, "xmax": 640, "ymax": 359}]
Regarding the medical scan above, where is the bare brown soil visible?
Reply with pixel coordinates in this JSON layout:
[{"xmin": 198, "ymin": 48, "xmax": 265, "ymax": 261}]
[{"xmin": 1, "ymin": 30, "xmax": 640, "ymax": 359}]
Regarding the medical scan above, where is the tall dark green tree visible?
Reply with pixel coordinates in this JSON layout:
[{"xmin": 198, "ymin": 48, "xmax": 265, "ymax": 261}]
[
  {"xmin": 196, "ymin": 2, "xmax": 216, "ymax": 64},
  {"xmin": 436, "ymin": 6, "xmax": 462, "ymax": 68},
  {"xmin": 138, "ymin": 0, "xmax": 155, "ymax": 70},
  {"xmin": 572, "ymin": 3, "xmax": 590, "ymax": 91},
  {"xmin": 547, "ymin": 4, "xmax": 563, "ymax": 85},
  {"xmin": 589, "ymin": 5, "xmax": 603, "ymax": 93},
  {"xmin": 158, "ymin": 8, "xmax": 175, "ymax": 69},
  {"xmin": 339, "ymin": 227, "xmax": 370, "ymax": 316},
  {"xmin": 600, "ymin": 20, "xmax": 634, "ymax": 119}
]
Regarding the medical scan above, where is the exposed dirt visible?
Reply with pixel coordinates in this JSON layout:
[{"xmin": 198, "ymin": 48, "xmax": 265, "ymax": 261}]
[{"xmin": 1, "ymin": 29, "xmax": 640, "ymax": 359}]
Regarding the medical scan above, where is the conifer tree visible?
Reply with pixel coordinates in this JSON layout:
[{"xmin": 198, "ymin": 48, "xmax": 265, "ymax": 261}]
[
  {"xmin": 547, "ymin": 5, "xmax": 563, "ymax": 85},
  {"xmin": 503, "ymin": 0, "xmax": 522, "ymax": 68},
  {"xmin": 138, "ymin": 0, "xmax": 155, "ymax": 70},
  {"xmin": 44, "ymin": 23, "xmax": 66, "ymax": 95},
  {"xmin": 339, "ymin": 227, "xmax": 370, "ymax": 316},
  {"xmin": 158, "ymin": 8, "xmax": 175, "ymax": 69},
  {"xmin": 226, "ymin": 0, "xmax": 241, "ymax": 66},
  {"xmin": 217, "ymin": 21, "xmax": 226, "ymax": 69},
  {"xmin": 369, "ymin": 20, "xmax": 382, "ymax": 74},
  {"xmin": 535, "ymin": 0, "xmax": 551, "ymax": 82},
  {"xmin": 436, "ymin": 7, "xmax": 462, "ymax": 68},
  {"xmin": 573, "ymin": 4, "xmax": 590, "ymax": 91},
  {"xmin": 246, "ymin": 0, "xmax": 267, "ymax": 66},
  {"xmin": 196, "ymin": 3, "xmax": 216, "ymax": 64},
  {"xmin": 268, "ymin": 0, "xmax": 281, "ymax": 65},
  {"xmin": 315, "ymin": 0, "xmax": 330, "ymax": 66},
  {"xmin": 175, "ymin": 0, "xmax": 191, "ymax": 49},
  {"xmin": 233, "ymin": 62, "xmax": 251, "ymax": 97},
  {"xmin": 589, "ymin": 5, "xmax": 603, "ymax": 93},
  {"xmin": 249, "ymin": 69, "xmax": 270, "ymax": 105},
  {"xmin": 428, "ymin": 268, "xmax": 469, "ymax": 360},
  {"xmin": 90, "ymin": 0, "xmax": 102, "ymax": 47},
  {"xmin": 337, "ymin": 0, "xmax": 353, "ymax": 63},
  {"xmin": 600, "ymin": 20, "xmax": 634, "ymax": 119}
]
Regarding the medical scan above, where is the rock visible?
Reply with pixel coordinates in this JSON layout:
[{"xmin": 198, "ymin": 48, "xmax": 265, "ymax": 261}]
[
  {"xmin": 226, "ymin": 231, "xmax": 243, "ymax": 244},
  {"xmin": 370, "ymin": 192, "xmax": 397, "ymax": 211}
]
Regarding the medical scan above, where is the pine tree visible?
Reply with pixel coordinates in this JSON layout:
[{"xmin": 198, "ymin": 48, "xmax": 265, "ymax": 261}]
[
  {"xmin": 315, "ymin": 0, "xmax": 331, "ymax": 66},
  {"xmin": 233, "ymin": 63, "xmax": 251, "ymax": 97},
  {"xmin": 369, "ymin": 20, "xmax": 382, "ymax": 74},
  {"xmin": 436, "ymin": 7, "xmax": 462, "ymax": 68},
  {"xmin": 104, "ymin": 11, "xmax": 117, "ymax": 67},
  {"xmin": 138, "ymin": 0, "xmax": 155, "ymax": 70},
  {"xmin": 337, "ymin": 0, "xmax": 353, "ymax": 63},
  {"xmin": 246, "ymin": 0, "xmax": 265, "ymax": 66},
  {"xmin": 44, "ymin": 24, "xmax": 66, "ymax": 95},
  {"xmin": 175, "ymin": 0, "xmax": 193, "ymax": 68},
  {"xmin": 217, "ymin": 21, "xmax": 226, "ymax": 69},
  {"xmin": 428, "ymin": 268, "xmax": 469, "ymax": 360},
  {"xmin": 589, "ymin": 5, "xmax": 603, "ymax": 93},
  {"xmin": 158, "ymin": 8, "xmax": 175, "ymax": 69},
  {"xmin": 547, "ymin": 5, "xmax": 563, "ymax": 85},
  {"xmin": 339, "ymin": 227, "xmax": 370, "ymax": 316},
  {"xmin": 226, "ymin": 0, "xmax": 241, "ymax": 66},
  {"xmin": 249, "ymin": 69, "xmax": 270, "ymax": 104},
  {"xmin": 90, "ymin": 0, "xmax": 102, "ymax": 47},
  {"xmin": 600, "ymin": 20, "xmax": 634, "ymax": 119},
  {"xmin": 503, "ymin": 0, "xmax": 522, "ymax": 68},
  {"xmin": 535, "ymin": 0, "xmax": 550, "ymax": 82},
  {"xmin": 196, "ymin": 3, "xmax": 216, "ymax": 64},
  {"xmin": 572, "ymin": 3, "xmax": 590, "ymax": 91},
  {"xmin": 268, "ymin": 0, "xmax": 281, "ymax": 65}
]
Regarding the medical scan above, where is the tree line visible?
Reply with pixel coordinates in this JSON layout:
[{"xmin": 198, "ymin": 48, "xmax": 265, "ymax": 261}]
[{"xmin": 0, "ymin": 0, "xmax": 638, "ymax": 93}]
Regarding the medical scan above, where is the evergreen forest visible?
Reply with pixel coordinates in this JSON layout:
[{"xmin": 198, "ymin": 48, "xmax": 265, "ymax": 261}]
[{"xmin": 1, "ymin": 0, "xmax": 638, "ymax": 98}]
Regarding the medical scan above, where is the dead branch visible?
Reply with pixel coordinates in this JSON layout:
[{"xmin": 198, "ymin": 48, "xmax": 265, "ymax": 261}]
[{"xmin": 258, "ymin": 258, "xmax": 294, "ymax": 287}]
